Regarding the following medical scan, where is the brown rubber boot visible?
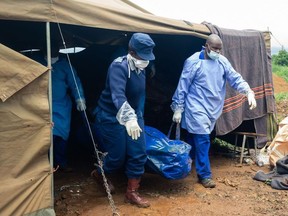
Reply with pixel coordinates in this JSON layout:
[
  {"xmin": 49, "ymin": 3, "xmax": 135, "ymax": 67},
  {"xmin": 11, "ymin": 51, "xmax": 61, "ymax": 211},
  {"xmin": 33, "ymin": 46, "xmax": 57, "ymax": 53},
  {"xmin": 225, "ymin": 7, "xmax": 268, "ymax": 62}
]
[
  {"xmin": 91, "ymin": 169, "xmax": 115, "ymax": 194},
  {"xmin": 124, "ymin": 178, "xmax": 150, "ymax": 208}
]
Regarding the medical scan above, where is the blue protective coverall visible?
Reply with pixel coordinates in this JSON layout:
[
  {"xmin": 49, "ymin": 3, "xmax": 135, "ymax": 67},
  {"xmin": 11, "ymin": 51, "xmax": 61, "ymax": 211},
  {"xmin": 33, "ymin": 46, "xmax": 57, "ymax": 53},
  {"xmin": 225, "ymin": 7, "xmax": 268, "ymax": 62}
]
[
  {"xmin": 35, "ymin": 55, "xmax": 85, "ymax": 168},
  {"xmin": 93, "ymin": 55, "xmax": 147, "ymax": 178},
  {"xmin": 51, "ymin": 57, "xmax": 85, "ymax": 168},
  {"xmin": 171, "ymin": 49, "xmax": 251, "ymax": 180}
]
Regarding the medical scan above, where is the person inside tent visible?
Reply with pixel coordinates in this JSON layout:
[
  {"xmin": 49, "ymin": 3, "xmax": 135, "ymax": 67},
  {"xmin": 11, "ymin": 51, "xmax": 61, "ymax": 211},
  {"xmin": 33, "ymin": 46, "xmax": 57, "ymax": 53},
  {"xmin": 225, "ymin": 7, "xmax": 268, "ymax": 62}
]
[
  {"xmin": 36, "ymin": 41, "xmax": 86, "ymax": 172},
  {"xmin": 91, "ymin": 33, "xmax": 155, "ymax": 208},
  {"xmin": 171, "ymin": 34, "xmax": 257, "ymax": 188}
]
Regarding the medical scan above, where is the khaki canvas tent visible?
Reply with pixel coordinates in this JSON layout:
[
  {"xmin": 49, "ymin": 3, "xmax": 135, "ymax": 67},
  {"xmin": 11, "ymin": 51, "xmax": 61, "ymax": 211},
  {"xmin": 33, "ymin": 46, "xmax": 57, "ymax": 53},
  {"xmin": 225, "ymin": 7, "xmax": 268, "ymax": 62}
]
[{"xmin": 0, "ymin": 0, "xmax": 276, "ymax": 215}]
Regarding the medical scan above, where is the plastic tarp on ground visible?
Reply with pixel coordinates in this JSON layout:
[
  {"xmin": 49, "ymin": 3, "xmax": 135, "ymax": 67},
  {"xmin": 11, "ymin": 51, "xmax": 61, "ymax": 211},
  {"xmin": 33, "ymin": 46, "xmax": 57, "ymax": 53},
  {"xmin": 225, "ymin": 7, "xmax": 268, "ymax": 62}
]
[{"xmin": 268, "ymin": 117, "xmax": 288, "ymax": 167}]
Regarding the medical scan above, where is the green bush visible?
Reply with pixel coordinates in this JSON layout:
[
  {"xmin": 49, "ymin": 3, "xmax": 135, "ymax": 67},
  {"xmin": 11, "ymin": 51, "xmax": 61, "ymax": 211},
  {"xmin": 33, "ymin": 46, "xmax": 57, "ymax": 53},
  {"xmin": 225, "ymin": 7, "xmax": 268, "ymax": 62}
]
[{"xmin": 272, "ymin": 50, "xmax": 288, "ymax": 66}]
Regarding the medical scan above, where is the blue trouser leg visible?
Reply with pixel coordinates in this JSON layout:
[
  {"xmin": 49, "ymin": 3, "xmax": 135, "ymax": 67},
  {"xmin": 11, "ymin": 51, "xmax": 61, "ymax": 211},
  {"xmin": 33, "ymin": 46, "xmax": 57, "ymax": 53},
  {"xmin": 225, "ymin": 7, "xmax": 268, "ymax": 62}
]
[
  {"xmin": 94, "ymin": 108, "xmax": 147, "ymax": 178},
  {"xmin": 53, "ymin": 135, "xmax": 68, "ymax": 168},
  {"xmin": 186, "ymin": 134, "xmax": 196, "ymax": 160},
  {"xmin": 125, "ymin": 118, "xmax": 147, "ymax": 179},
  {"xmin": 186, "ymin": 133, "xmax": 211, "ymax": 180},
  {"xmin": 96, "ymin": 119, "xmax": 126, "ymax": 174}
]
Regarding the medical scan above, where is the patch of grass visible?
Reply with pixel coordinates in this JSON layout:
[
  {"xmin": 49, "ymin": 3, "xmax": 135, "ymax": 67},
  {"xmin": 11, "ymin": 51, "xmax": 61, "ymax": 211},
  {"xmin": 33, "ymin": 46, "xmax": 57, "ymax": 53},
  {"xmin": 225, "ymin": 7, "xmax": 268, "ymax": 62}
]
[
  {"xmin": 275, "ymin": 92, "xmax": 288, "ymax": 102},
  {"xmin": 272, "ymin": 64, "xmax": 288, "ymax": 82}
]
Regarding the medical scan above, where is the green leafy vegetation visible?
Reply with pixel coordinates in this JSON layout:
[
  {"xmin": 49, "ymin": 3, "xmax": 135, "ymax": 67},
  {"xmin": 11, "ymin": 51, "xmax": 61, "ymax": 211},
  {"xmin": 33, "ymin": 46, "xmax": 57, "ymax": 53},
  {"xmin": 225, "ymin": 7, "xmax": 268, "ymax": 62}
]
[
  {"xmin": 211, "ymin": 138, "xmax": 234, "ymax": 154},
  {"xmin": 272, "ymin": 49, "xmax": 288, "ymax": 67}
]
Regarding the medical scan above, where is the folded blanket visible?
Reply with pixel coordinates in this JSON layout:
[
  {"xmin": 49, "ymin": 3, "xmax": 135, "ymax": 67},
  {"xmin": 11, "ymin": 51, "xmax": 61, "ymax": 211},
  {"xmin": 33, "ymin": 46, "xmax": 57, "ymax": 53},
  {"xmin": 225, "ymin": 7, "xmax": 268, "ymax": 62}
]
[{"xmin": 253, "ymin": 155, "xmax": 288, "ymax": 190}]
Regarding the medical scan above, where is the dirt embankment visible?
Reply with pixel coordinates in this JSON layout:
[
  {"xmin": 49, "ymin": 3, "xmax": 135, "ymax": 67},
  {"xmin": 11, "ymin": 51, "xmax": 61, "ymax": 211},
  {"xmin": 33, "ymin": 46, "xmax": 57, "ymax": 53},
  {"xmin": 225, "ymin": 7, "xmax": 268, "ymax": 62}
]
[
  {"xmin": 273, "ymin": 73, "xmax": 288, "ymax": 93},
  {"xmin": 273, "ymin": 74, "xmax": 288, "ymax": 121}
]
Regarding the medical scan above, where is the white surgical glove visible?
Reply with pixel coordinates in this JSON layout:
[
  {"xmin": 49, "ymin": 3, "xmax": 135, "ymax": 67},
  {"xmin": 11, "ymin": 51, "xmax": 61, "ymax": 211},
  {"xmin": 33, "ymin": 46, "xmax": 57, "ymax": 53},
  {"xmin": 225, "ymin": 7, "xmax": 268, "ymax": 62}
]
[
  {"xmin": 172, "ymin": 110, "xmax": 182, "ymax": 123},
  {"xmin": 125, "ymin": 119, "xmax": 142, "ymax": 140},
  {"xmin": 76, "ymin": 99, "xmax": 86, "ymax": 111},
  {"xmin": 247, "ymin": 91, "xmax": 257, "ymax": 110}
]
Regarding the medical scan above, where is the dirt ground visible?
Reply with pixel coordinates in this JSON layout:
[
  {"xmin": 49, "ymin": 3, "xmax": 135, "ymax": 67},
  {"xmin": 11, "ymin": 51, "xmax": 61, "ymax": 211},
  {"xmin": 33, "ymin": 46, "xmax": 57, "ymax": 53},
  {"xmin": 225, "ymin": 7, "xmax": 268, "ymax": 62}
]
[
  {"xmin": 273, "ymin": 74, "xmax": 288, "ymax": 122},
  {"xmin": 54, "ymin": 74, "xmax": 288, "ymax": 216}
]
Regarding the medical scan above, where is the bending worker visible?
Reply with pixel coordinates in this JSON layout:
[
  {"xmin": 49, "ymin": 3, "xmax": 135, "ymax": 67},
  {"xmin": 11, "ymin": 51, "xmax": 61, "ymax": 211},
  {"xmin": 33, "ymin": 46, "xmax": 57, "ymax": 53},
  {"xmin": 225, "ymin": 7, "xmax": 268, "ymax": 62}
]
[
  {"xmin": 171, "ymin": 34, "xmax": 257, "ymax": 188},
  {"xmin": 91, "ymin": 33, "xmax": 155, "ymax": 208}
]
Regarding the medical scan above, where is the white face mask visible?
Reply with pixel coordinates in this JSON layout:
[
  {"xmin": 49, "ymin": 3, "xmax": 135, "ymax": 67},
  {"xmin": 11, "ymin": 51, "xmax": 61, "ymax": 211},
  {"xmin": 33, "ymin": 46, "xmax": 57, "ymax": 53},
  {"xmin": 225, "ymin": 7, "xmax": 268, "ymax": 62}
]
[
  {"xmin": 131, "ymin": 56, "xmax": 149, "ymax": 70},
  {"xmin": 207, "ymin": 50, "xmax": 220, "ymax": 60},
  {"xmin": 44, "ymin": 56, "xmax": 59, "ymax": 64}
]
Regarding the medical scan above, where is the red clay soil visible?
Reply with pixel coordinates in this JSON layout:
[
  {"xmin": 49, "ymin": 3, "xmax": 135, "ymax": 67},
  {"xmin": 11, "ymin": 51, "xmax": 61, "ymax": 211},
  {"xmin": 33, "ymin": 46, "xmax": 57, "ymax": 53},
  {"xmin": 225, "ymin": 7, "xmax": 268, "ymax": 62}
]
[
  {"xmin": 273, "ymin": 74, "xmax": 288, "ymax": 94},
  {"xmin": 54, "ymin": 156, "xmax": 288, "ymax": 216}
]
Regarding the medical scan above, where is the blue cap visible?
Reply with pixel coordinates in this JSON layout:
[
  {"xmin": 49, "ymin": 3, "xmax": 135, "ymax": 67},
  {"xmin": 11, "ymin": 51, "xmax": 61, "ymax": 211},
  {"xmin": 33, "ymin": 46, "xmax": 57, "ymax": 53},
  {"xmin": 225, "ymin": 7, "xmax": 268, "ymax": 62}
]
[{"xmin": 129, "ymin": 33, "xmax": 155, "ymax": 60}]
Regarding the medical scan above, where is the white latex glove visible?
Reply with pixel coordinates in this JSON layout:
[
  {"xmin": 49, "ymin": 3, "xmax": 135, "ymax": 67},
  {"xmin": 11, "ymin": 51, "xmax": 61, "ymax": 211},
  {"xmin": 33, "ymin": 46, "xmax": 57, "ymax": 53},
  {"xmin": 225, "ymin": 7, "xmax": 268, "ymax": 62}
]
[
  {"xmin": 125, "ymin": 119, "xmax": 142, "ymax": 140},
  {"xmin": 172, "ymin": 110, "xmax": 182, "ymax": 123},
  {"xmin": 247, "ymin": 91, "xmax": 257, "ymax": 110},
  {"xmin": 76, "ymin": 99, "xmax": 86, "ymax": 111}
]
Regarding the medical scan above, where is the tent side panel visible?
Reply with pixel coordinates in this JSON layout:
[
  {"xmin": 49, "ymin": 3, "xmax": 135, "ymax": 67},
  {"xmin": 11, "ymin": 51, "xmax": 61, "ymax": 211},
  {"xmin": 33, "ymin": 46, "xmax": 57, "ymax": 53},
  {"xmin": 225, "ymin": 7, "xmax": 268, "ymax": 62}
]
[{"xmin": 0, "ymin": 73, "xmax": 52, "ymax": 216}]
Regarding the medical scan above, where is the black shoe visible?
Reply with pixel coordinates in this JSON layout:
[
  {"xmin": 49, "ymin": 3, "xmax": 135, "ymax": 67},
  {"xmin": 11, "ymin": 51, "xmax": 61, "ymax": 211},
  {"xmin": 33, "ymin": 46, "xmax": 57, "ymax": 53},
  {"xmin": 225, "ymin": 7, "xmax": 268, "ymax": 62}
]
[
  {"xmin": 58, "ymin": 166, "xmax": 73, "ymax": 173},
  {"xmin": 200, "ymin": 178, "xmax": 216, "ymax": 188}
]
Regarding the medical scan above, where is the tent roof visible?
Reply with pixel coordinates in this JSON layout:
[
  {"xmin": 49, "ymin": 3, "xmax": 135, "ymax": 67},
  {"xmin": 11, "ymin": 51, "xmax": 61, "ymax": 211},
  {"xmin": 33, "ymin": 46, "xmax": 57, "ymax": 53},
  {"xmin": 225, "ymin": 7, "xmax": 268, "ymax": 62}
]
[
  {"xmin": 0, "ymin": 0, "xmax": 210, "ymax": 37},
  {"xmin": 0, "ymin": 0, "xmax": 271, "ymax": 52}
]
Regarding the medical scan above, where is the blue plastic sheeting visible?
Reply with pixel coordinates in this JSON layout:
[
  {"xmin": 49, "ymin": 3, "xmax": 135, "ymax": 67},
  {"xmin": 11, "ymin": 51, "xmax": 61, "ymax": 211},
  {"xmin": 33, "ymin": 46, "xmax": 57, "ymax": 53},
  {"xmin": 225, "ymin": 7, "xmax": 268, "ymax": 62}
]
[{"xmin": 145, "ymin": 126, "xmax": 192, "ymax": 180}]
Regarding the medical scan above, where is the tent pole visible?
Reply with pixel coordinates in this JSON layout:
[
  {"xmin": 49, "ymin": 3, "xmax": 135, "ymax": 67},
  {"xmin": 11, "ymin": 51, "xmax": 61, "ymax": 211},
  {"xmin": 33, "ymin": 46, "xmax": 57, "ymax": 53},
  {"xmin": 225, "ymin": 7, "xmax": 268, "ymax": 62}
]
[{"xmin": 46, "ymin": 21, "xmax": 54, "ymax": 210}]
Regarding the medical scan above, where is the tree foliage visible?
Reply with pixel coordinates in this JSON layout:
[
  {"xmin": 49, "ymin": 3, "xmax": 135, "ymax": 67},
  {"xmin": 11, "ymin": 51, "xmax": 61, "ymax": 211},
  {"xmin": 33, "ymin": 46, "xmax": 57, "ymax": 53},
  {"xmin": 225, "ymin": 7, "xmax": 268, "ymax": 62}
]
[{"xmin": 273, "ymin": 49, "xmax": 288, "ymax": 66}]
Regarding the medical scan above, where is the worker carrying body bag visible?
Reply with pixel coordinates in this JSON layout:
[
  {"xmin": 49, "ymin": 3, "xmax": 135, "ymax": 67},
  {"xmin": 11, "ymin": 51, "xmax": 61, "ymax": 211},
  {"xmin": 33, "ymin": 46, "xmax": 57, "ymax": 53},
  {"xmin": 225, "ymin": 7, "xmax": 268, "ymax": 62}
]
[{"xmin": 144, "ymin": 123, "xmax": 192, "ymax": 179}]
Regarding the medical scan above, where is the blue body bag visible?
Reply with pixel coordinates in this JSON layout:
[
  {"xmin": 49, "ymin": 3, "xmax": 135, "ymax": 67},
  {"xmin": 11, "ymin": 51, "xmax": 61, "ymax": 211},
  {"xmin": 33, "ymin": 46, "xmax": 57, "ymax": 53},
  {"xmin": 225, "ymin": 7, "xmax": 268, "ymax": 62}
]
[{"xmin": 145, "ymin": 124, "xmax": 192, "ymax": 180}]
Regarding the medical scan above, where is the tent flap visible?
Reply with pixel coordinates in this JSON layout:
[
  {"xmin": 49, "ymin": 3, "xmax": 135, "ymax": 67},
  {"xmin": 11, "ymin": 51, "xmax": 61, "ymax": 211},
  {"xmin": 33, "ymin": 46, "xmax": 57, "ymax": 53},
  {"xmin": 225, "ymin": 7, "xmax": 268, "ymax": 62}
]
[{"xmin": 0, "ymin": 44, "xmax": 49, "ymax": 102}]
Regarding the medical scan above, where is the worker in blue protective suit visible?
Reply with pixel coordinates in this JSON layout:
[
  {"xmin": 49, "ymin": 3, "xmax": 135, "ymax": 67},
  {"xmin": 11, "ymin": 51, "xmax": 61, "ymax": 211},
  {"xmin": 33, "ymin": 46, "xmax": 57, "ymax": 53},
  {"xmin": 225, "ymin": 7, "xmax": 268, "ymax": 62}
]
[
  {"xmin": 37, "ymin": 42, "xmax": 86, "ymax": 172},
  {"xmin": 110, "ymin": 44, "xmax": 156, "ymax": 114},
  {"xmin": 90, "ymin": 33, "xmax": 155, "ymax": 208},
  {"xmin": 171, "ymin": 34, "xmax": 257, "ymax": 188}
]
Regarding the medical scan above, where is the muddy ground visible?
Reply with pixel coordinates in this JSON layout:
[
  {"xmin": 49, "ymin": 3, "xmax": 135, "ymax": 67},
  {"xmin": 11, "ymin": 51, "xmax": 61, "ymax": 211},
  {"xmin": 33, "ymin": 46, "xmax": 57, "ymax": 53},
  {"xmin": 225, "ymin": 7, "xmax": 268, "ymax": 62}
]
[{"xmin": 54, "ymin": 74, "xmax": 288, "ymax": 216}]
